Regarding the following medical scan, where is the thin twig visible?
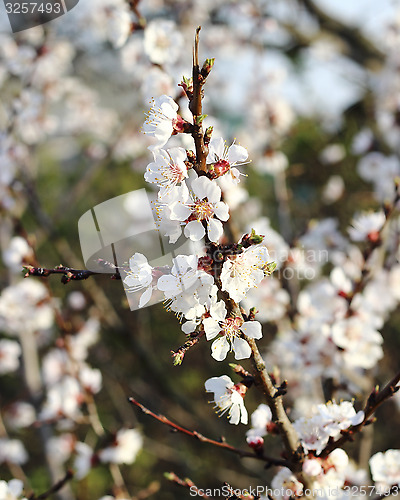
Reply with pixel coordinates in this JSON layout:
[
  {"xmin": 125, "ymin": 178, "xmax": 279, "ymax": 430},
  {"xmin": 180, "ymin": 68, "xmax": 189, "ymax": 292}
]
[
  {"xmin": 24, "ymin": 264, "xmax": 121, "ymax": 283},
  {"xmin": 190, "ymin": 26, "xmax": 209, "ymax": 173},
  {"xmin": 165, "ymin": 472, "xmax": 210, "ymax": 499},
  {"xmin": 28, "ymin": 470, "xmax": 74, "ymax": 500},
  {"xmin": 128, "ymin": 397, "xmax": 289, "ymax": 467}
]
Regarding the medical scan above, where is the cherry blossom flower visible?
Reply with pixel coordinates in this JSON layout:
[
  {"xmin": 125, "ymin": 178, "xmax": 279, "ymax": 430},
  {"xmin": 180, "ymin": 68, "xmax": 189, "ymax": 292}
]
[
  {"xmin": 144, "ymin": 147, "xmax": 188, "ymax": 193},
  {"xmin": 99, "ymin": 429, "xmax": 143, "ymax": 464},
  {"xmin": 316, "ymin": 401, "xmax": 364, "ymax": 437},
  {"xmin": 271, "ymin": 468, "xmax": 304, "ymax": 500},
  {"xmin": 331, "ymin": 317, "xmax": 383, "ymax": 369},
  {"xmin": 302, "ymin": 458, "xmax": 322, "ymax": 476},
  {"xmin": 293, "ymin": 415, "xmax": 330, "ymax": 456},
  {"xmin": 157, "ymin": 255, "xmax": 199, "ymax": 299},
  {"xmin": 68, "ymin": 318, "xmax": 100, "ymax": 361},
  {"xmin": 143, "ymin": 95, "xmax": 185, "ymax": 151},
  {"xmin": 73, "ymin": 442, "xmax": 94, "ymax": 480},
  {"xmin": 322, "ymin": 175, "xmax": 345, "ymax": 204},
  {"xmin": 79, "ymin": 364, "xmax": 102, "ymax": 394},
  {"xmin": 243, "ymin": 278, "xmax": 290, "ymax": 323},
  {"xmin": 0, "ymin": 438, "xmax": 28, "ymax": 465},
  {"xmin": 67, "ymin": 291, "xmax": 87, "ymax": 311},
  {"xmin": 0, "ymin": 339, "xmax": 21, "ymax": 374},
  {"xmin": 0, "ymin": 479, "xmax": 27, "ymax": 500},
  {"xmin": 254, "ymin": 150, "xmax": 288, "ymax": 175},
  {"xmin": 0, "ymin": 280, "xmax": 54, "ymax": 336},
  {"xmin": 246, "ymin": 404, "xmax": 273, "ymax": 442},
  {"xmin": 305, "ymin": 449, "xmax": 350, "ymax": 493},
  {"xmin": 46, "ymin": 434, "xmax": 75, "ymax": 466},
  {"xmin": 169, "ymin": 175, "xmax": 229, "ymax": 242},
  {"xmin": 205, "ymin": 375, "xmax": 248, "ymax": 425},
  {"xmin": 220, "ymin": 245, "xmax": 270, "ymax": 303},
  {"xmin": 369, "ymin": 449, "xmax": 400, "ymax": 489},
  {"xmin": 39, "ymin": 376, "xmax": 83, "ymax": 421},
  {"xmin": 157, "ymin": 255, "xmax": 217, "ymax": 321},
  {"xmin": 144, "ymin": 19, "xmax": 184, "ymax": 65},
  {"xmin": 105, "ymin": 8, "xmax": 132, "ymax": 48},
  {"xmin": 206, "ymin": 137, "xmax": 248, "ymax": 182},
  {"xmin": 348, "ymin": 211, "xmax": 386, "ymax": 242},
  {"xmin": 2, "ymin": 236, "xmax": 32, "ymax": 273},
  {"xmin": 294, "ymin": 402, "xmax": 364, "ymax": 456},
  {"xmin": 203, "ymin": 301, "xmax": 262, "ymax": 360},
  {"xmin": 352, "ymin": 128, "xmax": 373, "ymax": 155},
  {"xmin": 4, "ymin": 402, "xmax": 36, "ymax": 429},
  {"xmin": 123, "ymin": 253, "xmax": 155, "ymax": 308}
]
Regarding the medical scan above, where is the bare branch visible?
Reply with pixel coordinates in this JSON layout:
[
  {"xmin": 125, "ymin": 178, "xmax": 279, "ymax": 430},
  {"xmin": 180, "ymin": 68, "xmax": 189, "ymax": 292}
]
[
  {"xmin": 28, "ymin": 470, "xmax": 74, "ymax": 500},
  {"xmin": 128, "ymin": 397, "xmax": 289, "ymax": 467}
]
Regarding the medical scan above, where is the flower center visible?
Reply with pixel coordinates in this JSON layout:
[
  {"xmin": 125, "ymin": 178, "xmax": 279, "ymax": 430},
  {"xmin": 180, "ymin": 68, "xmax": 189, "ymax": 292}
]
[
  {"xmin": 221, "ymin": 316, "xmax": 242, "ymax": 341},
  {"xmin": 209, "ymin": 159, "xmax": 231, "ymax": 179},
  {"xmin": 164, "ymin": 162, "xmax": 185, "ymax": 184},
  {"xmin": 192, "ymin": 200, "xmax": 214, "ymax": 220}
]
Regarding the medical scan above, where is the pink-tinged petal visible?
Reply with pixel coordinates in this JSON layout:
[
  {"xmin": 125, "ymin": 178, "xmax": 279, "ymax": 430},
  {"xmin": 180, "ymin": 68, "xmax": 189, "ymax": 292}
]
[
  {"xmin": 211, "ymin": 337, "xmax": 230, "ymax": 361},
  {"xmin": 184, "ymin": 220, "xmax": 206, "ymax": 241},
  {"xmin": 232, "ymin": 337, "xmax": 251, "ymax": 360},
  {"xmin": 240, "ymin": 321, "xmax": 262, "ymax": 340},
  {"xmin": 139, "ymin": 287, "xmax": 152, "ymax": 308},
  {"xmin": 203, "ymin": 317, "xmax": 221, "ymax": 340},
  {"xmin": 207, "ymin": 218, "xmax": 223, "ymax": 243},
  {"xmin": 214, "ymin": 202, "xmax": 229, "ymax": 221},
  {"xmin": 169, "ymin": 202, "xmax": 192, "ymax": 221},
  {"xmin": 227, "ymin": 144, "xmax": 248, "ymax": 164}
]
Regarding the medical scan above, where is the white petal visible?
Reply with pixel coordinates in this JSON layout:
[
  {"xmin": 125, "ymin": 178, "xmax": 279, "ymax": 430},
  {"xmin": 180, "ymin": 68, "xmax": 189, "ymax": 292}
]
[
  {"xmin": 184, "ymin": 220, "xmax": 206, "ymax": 241},
  {"xmin": 169, "ymin": 147, "xmax": 187, "ymax": 165},
  {"xmin": 214, "ymin": 202, "xmax": 230, "ymax": 221},
  {"xmin": 181, "ymin": 321, "xmax": 197, "ymax": 334},
  {"xmin": 192, "ymin": 176, "xmax": 221, "ymax": 204},
  {"xmin": 203, "ymin": 317, "xmax": 221, "ymax": 340},
  {"xmin": 240, "ymin": 321, "xmax": 262, "ymax": 340},
  {"xmin": 129, "ymin": 253, "xmax": 147, "ymax": 269},
  {"xmin": 139, "ymin": 287, "xmax": 152, "ymax": 308},
  {"xmin": 8, "ymin": 479, "xmax": 24, "ymax": 497},
  {"xmin": 211, "ymin": 337, "xmax": 230, "ymax": 361},
  {"xmin": 207, "ymin": 137, "xmax": 225, "ymax": 162},
  {"xmin": 227, "ymin": 144, "xmax": 248, "ymax": 164},
  {"xmin": 169, "ymin": 202, "xmax": 191, "ymax": 221},
  {"xmin": 229, "ymin": 404, "xmax": 241, "ymax": 425},
  {"xmin": 207, "ymin": 218, "xmax": 223, "ymax": 243},
  {"xmin": 232, "ymin": 337, "xmax": 251, "ymax": 360},
  {"xmin": 157, "ymin": 275, "xmax": 180, "ymax": 295},
  {"xmin": 205, "ymin": 374, "xmax": 233, "ymax": 393},
  {"xmin": 210, "ymin": 301, "xmax": 227, "ymax": 322}
]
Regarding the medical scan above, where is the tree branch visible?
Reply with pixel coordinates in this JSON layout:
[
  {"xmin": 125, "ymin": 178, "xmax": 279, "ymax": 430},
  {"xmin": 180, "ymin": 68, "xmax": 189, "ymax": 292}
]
[{"xmin": 128, "ymin": 397, "xmax": 289, "ymax": 467}]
